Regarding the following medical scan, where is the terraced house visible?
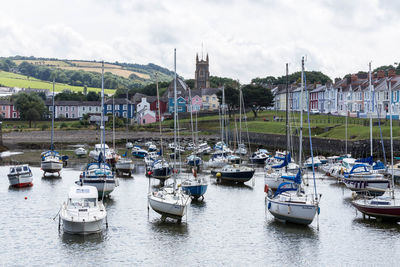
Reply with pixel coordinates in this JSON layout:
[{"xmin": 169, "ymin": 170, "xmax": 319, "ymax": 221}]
[
  {"xmin": 104, "ymin": 98, "xmax": 135, "ymax": 119},
  {"xmin": 0, "ymin": 99, "xmax": 19, "ymax": 119}
]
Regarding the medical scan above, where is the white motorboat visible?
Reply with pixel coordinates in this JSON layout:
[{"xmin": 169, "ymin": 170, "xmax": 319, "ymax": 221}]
[
  {"xmin": 235, "ymin": 143, "xmax": 248, "ymax": 156},
  {"xmin": 8, "ymin": 164, "xmax": 33, "ymax": 188},
  {"xmin": 41, "ymin": 150, "xmax": 63, "ymax": 175},
  {"xmin": 74, "ymin": 147, "xmax": 87, "ymax": 157},
  {"xmin": 250, "ymin": 149, "xmax": 270, "ymax": 164},
  {"xmin": 115, "ymin": 157, "xmax": 135, "ymax": 177},
  {"xmin": 78, "ymin": 162, "xmax": 119, "ymax": 197},
  {"xmin": 196, "ymin": 142, "xmax": 212, "ymax": 155},
  {"xmin": 304, "ymin": 157, "xmax": 322, "ymax": 168},
  {"xmin": 60, "ymin": 185, "xmax": 107, "ymax": 235}
]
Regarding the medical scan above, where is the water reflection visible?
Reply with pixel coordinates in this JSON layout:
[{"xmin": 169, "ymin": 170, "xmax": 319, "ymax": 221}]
[
  {"xmin": 353, "ymin": 217, "xmax": 400, "ymax": 230},
  {"xmin": 8, "ymin": 185, "xmax": 33, "ymax": 192},
  {"xmin": 149, "ymin": 220, "xmax": 189, "ymax": 236},
  {"xmin": 61, "ymin": 232, "xmax": 107, "ymax": 245},
  {"xmin": 213, "ymin": 180, "xmax": 254, "ymax": 190},
  {"xmin": 266, "ymin": 219, "xmax": 318, "ymax": 239}
]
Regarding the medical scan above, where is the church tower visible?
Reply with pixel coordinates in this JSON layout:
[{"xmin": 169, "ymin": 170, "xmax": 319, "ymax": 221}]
[{"xmin": 195, "ymin": 53, "xmax": 210, "ymax": 89}]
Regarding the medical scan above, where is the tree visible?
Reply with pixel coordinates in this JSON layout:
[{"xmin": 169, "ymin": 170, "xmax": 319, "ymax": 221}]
[
  {"xmin": 242, "ymin": 84, "xmax": 274, "ymax": 118},
  {"xmin": 86, "ymin": 91, "xmax": 101, "ymax": 101},
  {"xmin": 13, "ymin": 92, "xmax": 46, "ymax": 127},
  {"xmin": 216, "ymin": 85, "xmax": 239, "ymax": 117}
]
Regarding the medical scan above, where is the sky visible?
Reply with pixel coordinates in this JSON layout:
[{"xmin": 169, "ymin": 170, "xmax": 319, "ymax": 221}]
[{"xmin": 1, "ymin": 0, "xmax": 400, "ymax": 83}]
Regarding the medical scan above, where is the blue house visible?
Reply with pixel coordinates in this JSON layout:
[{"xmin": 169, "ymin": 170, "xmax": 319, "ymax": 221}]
[
  {"xmin": 104, "ymin": 98, "xmax": 135, "ymax": 119},
  {"xmin": 168, "ymin": 96, "xmax": 187, "ymax": 113}
]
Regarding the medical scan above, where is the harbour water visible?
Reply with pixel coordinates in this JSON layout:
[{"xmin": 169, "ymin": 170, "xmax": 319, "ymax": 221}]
[{"xmin": 1, "ymin": 164, "xmax": 400, "ymax": 266}]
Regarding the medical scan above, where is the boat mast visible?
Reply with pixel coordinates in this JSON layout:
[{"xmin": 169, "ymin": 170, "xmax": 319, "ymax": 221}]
[
  {"xmin": 112, "ymin": 95, "xmax": 115, "ymax": 151},
  {"xmin": 285, "ymin": 63, "xmax": 289, "ymax": 172},
  {"xmin": 51, "ymin": 78, "xmax": 55, "ymax": 151},
  {"xmin": 299, "ymin": 58, "xmax": 304, "ymax": 168},
  {"xmin": 222, "ymin": 86, "xmax": 225, "ymax": 144},
  {"xmin": 369, "ymin": 62, "xmax": 373, "ymax": 157},
  {"xmin": 101, "ymin": 61, "xmax": 105, "ymax": 164},
  {"xmin": 345, "ymin": 88, "xmax": 348, "ymax": 155},
  {"xmin": 156, "ymin": 73, "xmax": 164, "ymax": 158},
  {"xmin": 389, "ymin": 78, "xmax": 394, "ymax": 198},
  {"xmin": 126, "ymin": 89, "xmax": 129, "ymax": 144},
  {"xmin": 173, "ymin": 48, "xmax": 177, "ymax": 190},
  {"xmin": 239, "ymin": 81, "xmax": 242, "ymax": 146},
  {"xmin": 189, "ymin": 87, "xmax": 195, "ymax": 147}
]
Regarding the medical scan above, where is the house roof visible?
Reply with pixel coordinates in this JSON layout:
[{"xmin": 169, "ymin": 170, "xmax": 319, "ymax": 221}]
[
  {"xmin": 104, "ymin": 98, "xmax": 132, "ymax": 105},
  {"xmin": 0, "ymin": 99, "xmax": 12, "ymax": 105},
  {"xmin": 45, "ymin": 100, "xmax": 101, "ymax": 106}
]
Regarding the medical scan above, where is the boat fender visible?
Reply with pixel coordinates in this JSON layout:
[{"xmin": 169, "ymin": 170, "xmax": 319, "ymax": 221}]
[
  {"xmin": 264, "ymin": 184, "xmax": 269, "ymax": 193},
  {"xmin": 216, "ymin": 172, "xmax": 222, "ymax": 178},
  {"xmin": 267, "ymin": 202, "xmax": 271, "ymax": 210},
  {"xmin": 288, "ymin": 205, "xmax": 291, "ymax": 214},
  {"xmin": 317, "ymin": 206, "xmax": 320, "ymax": 215},
  {"xmin": 340, "ymin": 168, "xmax": 344, "ymax": 175}
]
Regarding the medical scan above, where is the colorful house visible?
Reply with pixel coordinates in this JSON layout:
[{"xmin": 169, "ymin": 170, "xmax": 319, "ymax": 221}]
[
  {"xmin": 201, "ymin": 88, "xmax": 220, "ymax": 111},
  {"xmin": 104, "ymin": 98, "xmax": 135, "ymax": 119},
  {"xmin": 169, "ymin": 96, "xmax": 187, "ymax": 113},
  {"xmin": 46, "ymin": 100, "xmax": 80, "ymax": 119},
  {"xmin": 0, "ymin": 99, "xmax": 20, "ymax": 119}
]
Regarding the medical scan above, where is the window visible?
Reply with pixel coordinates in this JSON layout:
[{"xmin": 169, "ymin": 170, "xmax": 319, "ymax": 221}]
[
  {"xmin": 72, "ymin": 107, "xmax": 75, "ymax": 111},
  {"xmin": 212, "ymin": 97, "xmax": 216, "ymax": 100},
  {"xmin": 385, "ymin": 92, "xmax": 389, "ymax": 100},
  {"xmin": 2, "ymin": 106, "xmax": 5, "ymax": 111},
  {"xmin": 107, "ymin": 105, "xmax": 112, "ymax": 110},
  {"xmin": 60, "ymin": 106, "xmax": 63, "ymax": 111},
  {"xmin": 49, "ymin": 106, "xmax": 53, "ymax": 111},
  {"xmin": 66, "ymin": 106, "xmax": 69, "ymax": 111},
  {"xmin": 2, "ymin": 112, "xmax": 5, "ymax": 117},
  {"xmin": 82, "ymin": 107, "xmax": 85, "ymax": 111},
  {"xmin": 115, "ymin": 105, "xmax": 119, "ymax": 110},
  {"xmin": 212, "ymin": 104, "xmax": 216, "ymax": 108},
  {"xmin": 72, "ymin": 114, "xmax": 75, "ymax": 118},
  {"xmin": 206, "ymin": 96, "xmax": 209, "ymax": 102},
  {"xmin": 96, "ymin": 107, "xmax": 99, "ymax": 112},
  {"xmin": 123, "ymin": 112, "xmax": 127, "ymax": 118},
  {"xmin": 66, "ymin": 113, "xmax": 69, "ymax": 118},
  {"xmin": 13, "ymin": 112, "xmax": 17, "ymax": 118},
  {"xmin": 123, "ymin": 104, "xmax": 127, "ymax": 110}
]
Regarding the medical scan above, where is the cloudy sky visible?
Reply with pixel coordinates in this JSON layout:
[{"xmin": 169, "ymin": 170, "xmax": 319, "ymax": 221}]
[{"xmin": 1, "ymin": 0, "xmax": 399, "ymax": 82}]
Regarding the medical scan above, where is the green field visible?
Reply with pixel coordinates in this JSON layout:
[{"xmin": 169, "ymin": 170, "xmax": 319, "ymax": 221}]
[
  {"xmin": 0, "ymin": 71, "xmax": 114, "ymax": 94},
  {"xmin": 160, "ymin": 110, "xmax": 400, "ymax": 140}
]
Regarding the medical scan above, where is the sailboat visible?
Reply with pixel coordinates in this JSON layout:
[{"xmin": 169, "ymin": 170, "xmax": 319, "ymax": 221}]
[
  {"xmin": 211, "ymin": 84, "xmax": 255, "ymax": 184},
  {"xmin": 148, "ymin": 49, "xmax": 191, "ymax": 222},
  {"xmin": 148, "ymin": 73, "xmax": 172, "ymax": 182},
  {"xmin": 78, "ymin": 62, "xmax": 119, "ymax": 197},
  {"xmin": 266, "ymin": 60, "xmax": 320, "ymax": 225},
  {"xmin": 181, "ymin": 87, "xmax": 208, "ymax": 199},
  {"xmin": 41, "ymin": 79, "xmax": 63, "ymax": 176},
  {"xmin": 352, "ymin": 73, "xmax": 400, "ymax": 221},
  {"xmin": 264, "ymin": 65, "xmax": 299, "ymax": 190}
]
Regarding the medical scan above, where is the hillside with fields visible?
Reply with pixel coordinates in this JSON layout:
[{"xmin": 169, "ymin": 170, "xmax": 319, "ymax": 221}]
[{"xmin": 0, "ymin": 56, "xmax": 174, "ymax": 94}]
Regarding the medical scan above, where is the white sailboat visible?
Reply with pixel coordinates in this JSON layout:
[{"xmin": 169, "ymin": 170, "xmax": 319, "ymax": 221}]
[
  {"xmin": 266, "ymin": 60, "xmax": 320, "ymax": 225},
  {"xmin": 78, "ymin": 62, "xmax": 119, "ymax": 197},
  {"xmin": 41, "ymin": 79, "xmax": 63, "ymax": 176},
  {"xmin": 148, "ymin": 49, "xmax": 191, "ymax": 222}
]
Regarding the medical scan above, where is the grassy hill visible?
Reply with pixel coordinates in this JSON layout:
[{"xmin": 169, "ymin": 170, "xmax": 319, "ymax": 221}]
[
  {"xmin": 0, "ymin": 71, "xmax": 114, "ymax": 94},
  {"xmin": 0, "ymin": 56, "xmax": 174, "ymax": 93}
]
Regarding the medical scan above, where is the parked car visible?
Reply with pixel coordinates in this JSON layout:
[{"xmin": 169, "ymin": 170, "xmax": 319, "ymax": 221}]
[{"xmin": 310, "ymin": 109, "xmax": 320, "ymax": 114}]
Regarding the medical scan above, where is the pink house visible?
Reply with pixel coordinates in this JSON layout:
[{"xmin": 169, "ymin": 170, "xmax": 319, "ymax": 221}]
[
  {"xmin": 139, "ymin": 109, "xmax": 157, "ymax": 125},
  {"xmin": 0, "ymin": 100, "xmax": 20, "ymax": 119},
  {"xmin": 190, "ymin": 95, "xmax": 202, "ymax": 112}
]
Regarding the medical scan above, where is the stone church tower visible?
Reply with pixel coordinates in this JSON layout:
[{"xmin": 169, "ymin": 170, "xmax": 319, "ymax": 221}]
[{"xmin": 195, "ymin": 53, "xmax": 210, "ymax": 89}]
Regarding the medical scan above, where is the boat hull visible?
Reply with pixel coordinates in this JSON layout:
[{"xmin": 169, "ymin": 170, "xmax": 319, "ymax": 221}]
[
  {"xmin": 8, "ymin": 174, "xmax": 33, "ymax": 188},
  {"xmin": 62, "ymin": 218, "xmax": 105, "ymax": 235},
  {"xmin": 41, "ymin": 161, "xmax": 63, "ymax": 173},
  {"xmin": 211, "ymin": 169, "xmax": 255, "ymax": 182},
  {"xmin": 78, "ymin": 179, "xmax": 117, "ymax": 197},
  {"xmin": 182, "ymin": 184, "xmax": 208, "ymax": 198},
  {"xmin": 267, "ymin": 197, "xmax": 318, "ymax": 225},
  {"xmin": 343, "ymin": 178, "xmax": 389, "ymax": 196},
  {"xmin": 148, "ymin": 194, "xmax": 188, "ymax": 219},
  {"xmin": 152, "ymin": 167, "xmax": 172, "ymax": 180},
  {"xmin": 115, "ymin": 162, "xmax": 135, "ymax": 173},
  {"xmin": 250, "ymin": 158, "xmax": 267, "ymax": 164},
  {"xmin": 352, "ymin": 201, "xmax": 400, "ymax": 221}
]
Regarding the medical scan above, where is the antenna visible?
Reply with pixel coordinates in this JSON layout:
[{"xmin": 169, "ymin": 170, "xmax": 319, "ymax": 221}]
[{"xmin": 201, "ymin": 42, "xmax": 204, "ymax": 60}]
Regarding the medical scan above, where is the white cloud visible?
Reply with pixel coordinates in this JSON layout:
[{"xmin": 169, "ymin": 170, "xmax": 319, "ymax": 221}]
[{"xmin": 1, "ymin": 0, "xmax": 400, "ymax": 83}]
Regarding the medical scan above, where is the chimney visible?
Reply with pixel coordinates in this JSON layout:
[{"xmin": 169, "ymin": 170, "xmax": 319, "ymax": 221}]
[
  {"xmin": 388, "ymin": 69, "xmax": 396, "ymax": 78},
  {"xmin": 377, "ymin": 70, "xmax": 385, "ymax": 79},
  {"xmin": 351, "ymin": 74, "xmax": 358, "ymax": 82}
]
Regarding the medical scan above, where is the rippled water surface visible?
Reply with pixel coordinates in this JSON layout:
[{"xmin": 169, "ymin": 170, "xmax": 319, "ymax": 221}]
[{"xmin": 1, "ymin": 164, "xmax": 400, "ymax": 266}]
